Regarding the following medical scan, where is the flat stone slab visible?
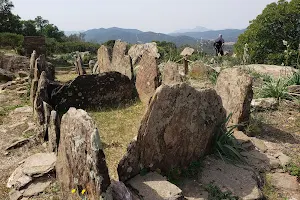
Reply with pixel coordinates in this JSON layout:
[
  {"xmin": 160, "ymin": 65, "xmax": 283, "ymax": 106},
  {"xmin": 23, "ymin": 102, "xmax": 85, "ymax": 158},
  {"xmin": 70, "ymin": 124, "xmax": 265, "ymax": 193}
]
[
  {"xmin": 269, "ymin": 173, "xmax": 299, "ymax": 191},
  {"xmin": 250, "ymin": 138, "xmax": 268, "ymax": 153},
  {"xmin": 128, "ymin": 172, "xmax": 183, "ymax": 200},
  {"xmin": 199, "ymin": 157, "xmax": 263, "ymax": 200},
  {"xmin": 7, "ymin": 153, "xmax": 56, "ymax": 188}
]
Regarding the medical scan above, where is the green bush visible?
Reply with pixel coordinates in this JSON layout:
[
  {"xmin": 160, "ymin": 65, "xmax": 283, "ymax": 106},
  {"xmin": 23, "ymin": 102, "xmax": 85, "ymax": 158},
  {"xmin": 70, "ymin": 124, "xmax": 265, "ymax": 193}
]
[
  {"xmin": 206, "ymin": 184, "xmax": 239, "ymax": 200},
  {"xmin": 287, "ymin": 71, "xmax": 300, "ymax": 85},
  {"xmin": 259, "ymin": 78, "xmax": 290, "ymax": 100},
  {"xmin": 0, "ymin": 32, "xmax": 24, "ymax": 49}
]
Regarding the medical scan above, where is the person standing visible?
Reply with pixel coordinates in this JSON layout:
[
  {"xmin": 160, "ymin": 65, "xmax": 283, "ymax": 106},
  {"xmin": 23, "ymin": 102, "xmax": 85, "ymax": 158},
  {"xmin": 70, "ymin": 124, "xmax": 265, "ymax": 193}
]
[{"xmin": 213, "ymin": 34, "xmax": 225, "ymax": 56}]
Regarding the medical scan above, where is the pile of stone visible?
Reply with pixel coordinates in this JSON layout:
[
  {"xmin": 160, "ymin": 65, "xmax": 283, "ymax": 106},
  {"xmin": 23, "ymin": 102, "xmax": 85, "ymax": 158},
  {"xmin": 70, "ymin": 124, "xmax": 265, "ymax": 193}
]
[{"xmin": 7, "ymin": 153, "xmax": 56, "ymax": 200}]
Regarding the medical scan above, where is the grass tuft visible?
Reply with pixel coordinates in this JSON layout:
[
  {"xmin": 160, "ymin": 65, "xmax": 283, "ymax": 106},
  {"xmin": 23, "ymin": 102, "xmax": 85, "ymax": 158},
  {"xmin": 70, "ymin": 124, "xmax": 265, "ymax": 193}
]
[{"xmin": 212, "ymin": 113, "xmax": 245, "ymax": 163}]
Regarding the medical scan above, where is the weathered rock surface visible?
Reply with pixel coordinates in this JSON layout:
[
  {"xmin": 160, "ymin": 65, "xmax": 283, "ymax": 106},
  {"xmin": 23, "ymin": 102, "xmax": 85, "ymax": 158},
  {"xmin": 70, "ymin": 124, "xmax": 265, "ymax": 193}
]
[
  {"xmin": 0, "ymin": 53, "xmax": 29, "ymax": 73},
  {"xmin": 288, "ymin": 85, "xmax": 300, "ymax": 94},
  {"xmin": 135, "ymin": 52, "xmax": 160, "ymax": 104},
  {"xmin": 74, "ymin": 55, "xmax": 86, "ymax": 75},
  {"xmin": 111, "ymin": 180, "xmax": 137, "ymax": 200},
  {"xmin": 215, "ymin": 68, "xmax": 253, "ymax": 128},
  {"xmin": 118, "ymin": 83, "xmax": 226, "ymax": 181},
  {"xmin": 269, "ymin": 172, "xmax": 300, "ymax": 199},
  {"xmin": 128, "ymin": 172, "xmax": 183, "ymax": 200},
  {"xmin": 48, "ymin": 110, "xmax": 60, "ymax": 153},
  {"xmin": 89, "ymin": 60, "xmax": 96, "ymax": 72},
  {"xmin": 162, "ymin": 62, "xmax": 183, "ymax": 85},
  {"xmin": 56, "ymin": 108, "xmax": 111, "ymax": 200},
  {"xmin": 7, "ymin": 153, "xmax": 56, "ymax": 189},
  {"xmin": 34, "ymin": 72, "xmax": 49, "ymax": 125},
  {"xmin": 180, "ymin": 179, "xmax": 209, "ymax": 200},
  {"xmin": 240, "ymin": 64, "xmax": 298, "ymax": 79},
  {"xmin": 0, "ymin": 68, "xmax": 15, "ymax": 82},
  {"xmin": 97, "ymin": 45, "xmax": 112, "ymax": 73},
  {"xmin": 51, "ymin": 72, "xmax": 133, "ymax": 112},
  {"xmin": 274, "ymin": 152, "xmax": 291, "ymax": 167},
  {"xmin": 199, "ymin": 157, "xmax": 263, "ymax": 200},
  {"xmin": 250, "ymin": 137, "xmax": 268, "ymax": 153},
  {"xmin": 92, "ymin": 61, "xmax": 99, "ymax": 74},
  {"xmin": 128, "ymin": 42, "xmax": 160, "ymax": 65},
  {"xmin": 251, "ymin": 98, "xmax": 278, "ymax": 111},
  {"xmin": 34, "ymin": 55, "xmax": 55, "ymax": 81},
  {"xmin": 111, "ymin": 40, "xmax": 132, "ymax": 79},
  {"xmin": 180, "ymin": 47, "xmax": 194, "ymax": 56}
]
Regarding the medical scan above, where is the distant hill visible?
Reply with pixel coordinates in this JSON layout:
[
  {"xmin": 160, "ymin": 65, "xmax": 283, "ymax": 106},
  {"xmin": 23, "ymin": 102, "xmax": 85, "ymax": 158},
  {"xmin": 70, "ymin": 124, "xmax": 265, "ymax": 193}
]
[
  {"xmin": 82, "ymin": 27, "xmax": 245, "ymax": 49},
  {"xmin": 172, "ymin": 26, "xmax": 211, "ymax": 34},
  {"xmin": 83, "ymin": 28, "xmax": 198, "ymax": 46},
  {"xmin": 170, "ymin": 29, "xmax": 246, "ymax": 42}
]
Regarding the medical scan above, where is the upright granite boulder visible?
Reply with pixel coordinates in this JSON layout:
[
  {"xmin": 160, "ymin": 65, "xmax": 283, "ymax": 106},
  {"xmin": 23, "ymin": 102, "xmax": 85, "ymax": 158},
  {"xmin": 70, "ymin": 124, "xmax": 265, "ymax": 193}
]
[
  {"xmin": 97, "ymin": 45, "xmax": 112, "ymax": 73},
  {"xmin": 111, "ymin": 40, "xmax": 132, "ymax": 79},
  {"xmin": 162, "ymin": 62, "xmax": 183, "ymax": 85},
  {"xmin": 51, "ymin": 72, "xmax": 134, "ymax": 112},
  {"xmin": 135, "ymin": 52, "xmax": 160, "ymax": 104},
  {"xmin": 34, "ymin": 72, "xmax": 49, "ymax": 125},
  {"xmin": 128, "ymin": 42, "xmax": 160, "ymax": 66},
  {"xmin": 56, "ymin": 108, "xmax": 110, "ymax": 200},
  {"xmin": 118, "ymin": 83, "xmax": 226, "ymax": 181},
  {"xmin": 215, "ymin": 68, "xmax": 253, "ymax": 128}
]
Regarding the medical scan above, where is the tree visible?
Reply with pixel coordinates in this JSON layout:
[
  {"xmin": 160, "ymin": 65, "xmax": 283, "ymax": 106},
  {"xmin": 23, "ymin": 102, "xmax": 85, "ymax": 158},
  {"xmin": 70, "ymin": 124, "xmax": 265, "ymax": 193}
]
[
  {"xmin": 235, "ymin": 0, "xmax": 300, "ymax": 65},
  {"xmin": 43, "ymin": 24, "xmax": 64, "ymax": 42},
  {"xmin": 0, "ymin": 0, "xmax": 22, "ymax": 33},
  {"xmin": 22, "ymin": 20, "xmax": 38, "ymax": 36},
  {"xmin": 34, "ymin": 16, "xmax": 49, "ymax": 33}
]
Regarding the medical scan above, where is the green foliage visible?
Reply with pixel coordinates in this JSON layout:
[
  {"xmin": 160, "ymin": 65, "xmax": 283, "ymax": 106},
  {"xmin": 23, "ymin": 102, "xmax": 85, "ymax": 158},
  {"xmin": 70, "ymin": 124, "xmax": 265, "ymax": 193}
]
[
  {"xmin": 285, "ymin": 162, "xmax": 300, "ymax": 177},
  {"xmin": 208, "ymin": 70, "xmax": 219, "ymax": 85},
  {"xmin": 212, "ymin": 113, "xmax": 245, "ymax": 163},
  {"xmin": 56, "ymin": 42, "xmax": 99, "ymax": 54},
  {"xmin": 235, "ymin": 0, "xmax": 300, "ymax": 66},
  {"xmin": 0, "ymin": 0, "xmax": 22, "ymax": 34},
  {"xmin": 21, "ymin": 20, "xmax": 39, "ymax": 36},
  {"xmin": 43, "ymin": 24, "xmax": 64, "ymax": 42},
  {"xmin": 287, "ymin": 71, "xmax": 300, "ymax": 85},
  {"xmin": 167, "ymin": 160, "xmax": 203, "ymax": 185},
  {"xmin": 0, "ymin": 32, "xmax": 23, "ymax": 49},
  {"xmin": 205, "ymin": 184, "xmax": 239, "ymax": 200},
  {"xmin": 154, "ymin": 41, "xmax": 181, "ymax": 63},
  {"xmin": 259, "ymin": 78, "xmax": 290, "ymax": 100}
]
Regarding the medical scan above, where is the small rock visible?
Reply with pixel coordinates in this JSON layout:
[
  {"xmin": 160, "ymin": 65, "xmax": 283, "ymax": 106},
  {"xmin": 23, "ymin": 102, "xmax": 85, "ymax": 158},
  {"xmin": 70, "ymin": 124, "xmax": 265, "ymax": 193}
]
[
  {"xmin": 22, "ymin": 178, "xmax": 52, "ymax": 197},
  {"xmin": 0, "ymin": 68, "xmax": 15, "ymax": 82},
  {"xmin": 16, "ymin": 86, "xmax": 27, "ymax": 91},
  {"xmin": 111, "ymin": 180, "xmax": 136, "ymax": 200},
  {"xmin": 128, "ymin": 172, "xmax": 183, "ymax": 200},
  {"xmin": 11, "ymin": 106, "xmax": 32, "ymax": 115},
  {"xmin": 251, "ymin": 98, "xmax": 278, "ymax": 111},
  {"xmin": 9, "ymin": 189, "xmax": 23, "ymax": 200},
  {"xmin": 17, "ymin": 90, "xmax": 28, "ymax": 97},
  {"xmin": 250, "ymin": 138, "xmax": 268, "ymax": 153},
  {"xmin": 233, "ymin": 131, "xmax": 251, "ymax": 144},
  {"xmin": 5, "ymin": 138, "xmax": 30, "ymax": 151},
  {"xmin": 288, "ymin": 85, "xmax": 300, "ymax": 94},
  {"xmin": 275, "ymin": 153, "xmax": 291, "ymax": 167},
  {"xmin": 17, "ymin": 71, "xmax": 29, "ymax": 78}
]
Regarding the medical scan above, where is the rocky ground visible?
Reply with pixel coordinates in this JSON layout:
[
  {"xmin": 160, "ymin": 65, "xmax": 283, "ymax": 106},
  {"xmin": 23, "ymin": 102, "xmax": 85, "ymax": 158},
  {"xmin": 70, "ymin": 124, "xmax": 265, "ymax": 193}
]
[{"xmin": 0, "ymin": 54, "xmax": 300, "ymax": 199}]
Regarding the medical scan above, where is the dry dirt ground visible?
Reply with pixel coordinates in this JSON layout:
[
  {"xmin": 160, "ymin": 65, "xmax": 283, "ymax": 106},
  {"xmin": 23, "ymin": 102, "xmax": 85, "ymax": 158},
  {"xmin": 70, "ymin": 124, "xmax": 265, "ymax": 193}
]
[{"xmin": 0, "ymin": 68, "xmax": 299, "ymax": 199}]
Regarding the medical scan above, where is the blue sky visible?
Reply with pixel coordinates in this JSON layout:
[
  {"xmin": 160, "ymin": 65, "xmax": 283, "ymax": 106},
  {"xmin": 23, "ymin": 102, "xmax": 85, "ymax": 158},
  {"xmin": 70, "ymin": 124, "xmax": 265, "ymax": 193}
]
[{"xmin": 12, "ymin": 0, "xmax": 278, "ymax": 33}]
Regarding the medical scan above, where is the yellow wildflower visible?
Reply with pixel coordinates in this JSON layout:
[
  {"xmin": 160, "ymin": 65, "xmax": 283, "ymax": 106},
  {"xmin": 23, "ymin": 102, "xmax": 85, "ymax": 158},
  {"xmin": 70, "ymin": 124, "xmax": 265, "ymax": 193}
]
[
  {"xmin": 71, "ymin": 189, "xmax": 76, "ymax": 194},
  {"xmin": 81, "ymin": 189, "xmax": 86, "ymax": 195}
]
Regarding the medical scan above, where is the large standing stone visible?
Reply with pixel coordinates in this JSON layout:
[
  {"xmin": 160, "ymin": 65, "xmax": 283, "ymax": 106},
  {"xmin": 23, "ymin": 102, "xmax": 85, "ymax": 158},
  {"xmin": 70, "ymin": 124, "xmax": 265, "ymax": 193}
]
[
  {"xmin": 128, "ymin": 42, "xmax": 160, "ymax": 66},
  {"xmin": 162, "ymin": 62, "xmax": 183, "ymax": 85},
  {"xmin": 215, "ymin": 68, "xmax": 253, "ymax": 128},
  {"xmin": 75, "ymin": 55, "xmax": 86, "ymax": 75},
  {"xmin": 92, "ymin": 61, "xmax": 99, "ymax": 74},
  {"xmin": 48, "ymin": 110, "xmax": 60, "ymax": 153},
  {"xmin": 111, "ymin": 40, "xmax": 132, "ymax": 79},
  {"xmin": 56, "ymin": 108, "xmax": 110, "ymax": 200},
  {"xmin": 97, "ymin": 45, "xmax": 112, "ymax": 73},
  {"xmin": 118, "ymin": 83, "xmax": 226, "ymax": 181},
  {"xmin": 51, "ymin": 72, "xmax": 133, "ymax": 112},
  {"xmin": 34, "ymin": 72, "xmax": 49, "ymax": 125},
  {"xmin": 135, "ymin": 52, "xmax": 160, "ymax": 104}
]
